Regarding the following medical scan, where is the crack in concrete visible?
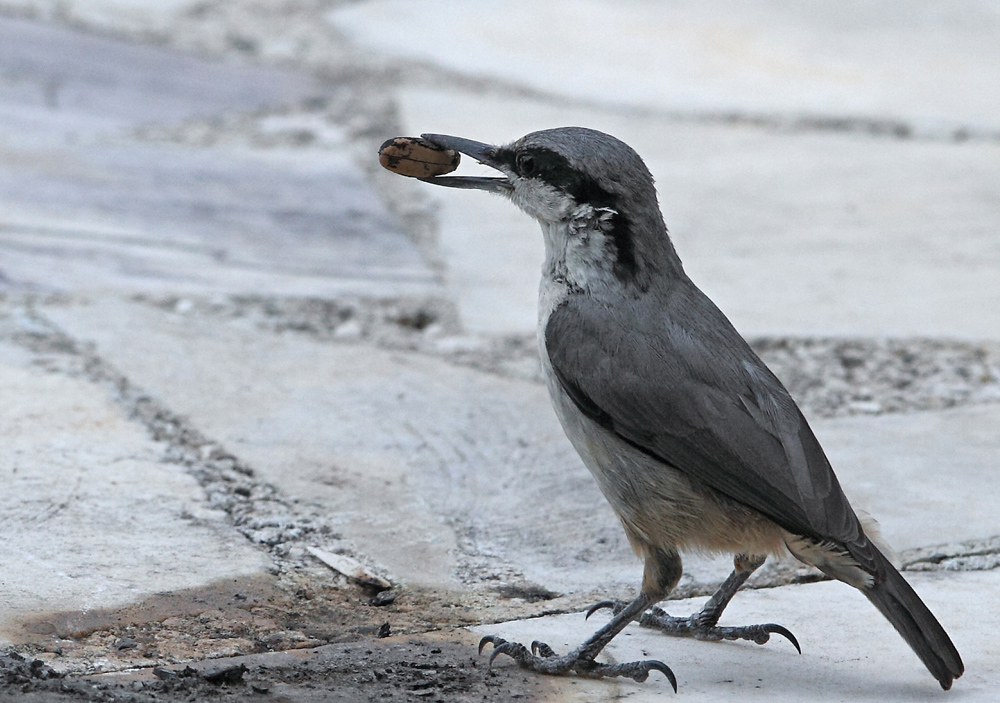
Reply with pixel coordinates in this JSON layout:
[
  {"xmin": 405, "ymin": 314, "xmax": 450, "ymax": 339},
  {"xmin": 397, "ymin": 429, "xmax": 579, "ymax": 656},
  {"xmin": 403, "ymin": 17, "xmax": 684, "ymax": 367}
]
[
  {"xmin": 902, "ymin": 535, "xmax": 1000, "ymax": 572},
  {"xmin": 5, "ymin": 0, "xmax": 995, "ymax": 154},
  {"xmin": 0, "ymin": 297, "xmax": 379, "ymax": 586},
  {"xmin": 0, "ymin": 296, "xmax": 622, "ymax": 621},
  {"xmin": 125, "ymin": 293, "xmax": 1000, "ymax": 422},
  {"xmin": 19, "ymin": 290, "xmax": 987, "ymax": 596}
]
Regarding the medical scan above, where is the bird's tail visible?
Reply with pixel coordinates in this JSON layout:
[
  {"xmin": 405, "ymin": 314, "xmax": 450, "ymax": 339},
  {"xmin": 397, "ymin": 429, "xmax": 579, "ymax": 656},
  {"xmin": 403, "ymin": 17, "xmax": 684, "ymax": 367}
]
[{"xmin": 857, "ymin": 545, "xmax": 964, "ymax": 690}]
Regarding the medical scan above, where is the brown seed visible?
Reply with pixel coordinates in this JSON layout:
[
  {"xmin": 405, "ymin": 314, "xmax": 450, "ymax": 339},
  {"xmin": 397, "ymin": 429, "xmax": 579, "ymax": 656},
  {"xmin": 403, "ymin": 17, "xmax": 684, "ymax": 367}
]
[{"xmin": 378, "ymin": 136, "xmax": 460, "ymax": 178}]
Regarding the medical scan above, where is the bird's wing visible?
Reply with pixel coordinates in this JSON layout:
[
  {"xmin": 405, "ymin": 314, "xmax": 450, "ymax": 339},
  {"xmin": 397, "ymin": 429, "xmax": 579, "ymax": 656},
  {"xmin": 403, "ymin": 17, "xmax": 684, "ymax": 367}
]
[{"xmin": 545, "ymin": 290, "xmax": 867, "ymax": 555}]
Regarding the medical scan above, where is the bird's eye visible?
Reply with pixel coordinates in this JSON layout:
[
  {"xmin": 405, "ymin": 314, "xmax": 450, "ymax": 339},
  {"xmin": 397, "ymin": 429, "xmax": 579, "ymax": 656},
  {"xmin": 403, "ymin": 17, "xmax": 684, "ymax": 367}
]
[{"xmin": 516, "ymin": 153, "xmax": 535, "ymax": 177}]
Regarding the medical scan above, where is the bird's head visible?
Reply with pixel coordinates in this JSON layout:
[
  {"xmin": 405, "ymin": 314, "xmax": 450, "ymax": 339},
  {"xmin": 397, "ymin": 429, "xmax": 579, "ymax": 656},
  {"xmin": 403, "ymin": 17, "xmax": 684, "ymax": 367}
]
[{"xmin": 421, "ymin": 127, "xmax": 683, "ymax": 293}]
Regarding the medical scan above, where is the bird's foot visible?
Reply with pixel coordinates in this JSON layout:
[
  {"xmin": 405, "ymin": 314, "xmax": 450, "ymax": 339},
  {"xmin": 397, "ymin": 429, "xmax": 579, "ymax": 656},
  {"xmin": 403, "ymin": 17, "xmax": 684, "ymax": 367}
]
[
  {"xmin": 478, "ymin": 635, "xmax": 677, "ymax": 691},
  {"xmin": 641, "ymin": 606, "xmax": 801, "ymax": 651},
  {"xmin": 586, "ymin": 601, "xmax": 800, "ymax": 652}
]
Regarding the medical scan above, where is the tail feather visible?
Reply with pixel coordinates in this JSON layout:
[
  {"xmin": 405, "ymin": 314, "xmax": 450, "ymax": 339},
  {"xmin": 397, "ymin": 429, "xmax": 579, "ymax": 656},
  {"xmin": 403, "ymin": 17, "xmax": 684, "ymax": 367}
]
[{"xmin": 860, "ymin": 547, "xmax": 964, "ymax": 690}]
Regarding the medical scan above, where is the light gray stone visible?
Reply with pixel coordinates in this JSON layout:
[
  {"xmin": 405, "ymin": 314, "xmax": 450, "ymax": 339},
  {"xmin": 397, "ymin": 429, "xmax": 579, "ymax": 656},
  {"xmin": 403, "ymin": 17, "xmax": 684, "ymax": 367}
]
[
  {"xmin": 0, "ymin": 15, "xmax": 436, "ymax": 298},
  {"xmin": 813, "ymin": 405, "xmax": 1000, "ymax": 553},
  {"xmin": 44, "ymin": 298, "xmax": 996, "ymax": 603},
  {"xmin": 474, "ymin": 569, "xmax": 997, "ymax": 700},
  {"xmin": 330, "ymin": 0, "xmax": 1000, "ymax": 133},
  {"xmin": 0, "ymin": 15, "xmax": 324, "ymax": 143},
  {"xmin": 0, "ymin": 339, "xmax": 272, "ymax": 646},
  {"xmin": 0, "ymin": 1, "xmax": 195, "ymax": 38},
  {"xmin": 42, "ymin": 297, "xmax": 639, "ymax": 593},
  {"xmin": 0, "ymin": 144, "xmax": 434, "ymax": 297},
  {"xmin": 395, "ymin": 88, "xmax": 1000, "ymax": 339}
]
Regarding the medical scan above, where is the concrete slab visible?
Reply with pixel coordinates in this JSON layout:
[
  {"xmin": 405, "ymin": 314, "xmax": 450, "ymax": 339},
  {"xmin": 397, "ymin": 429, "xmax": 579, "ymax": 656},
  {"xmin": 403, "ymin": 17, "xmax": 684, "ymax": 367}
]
[
  {"xmin": 0, "ymin": 2, "xmax": 195, "ymax": 39},
  {"xmin": 0, "ymin": 4, "xmax": 993, "ymax": 699},
  {"xmin": 0, "ymin": 15, "xmax": 325, "ymax": 144},
  {"xmin": 330, "ymin": 0, "xmax": 1000, "ymax": 134},
  {"xmin": 814, "ymin": 405, "xmax": 1000, "ymax": 553},
  {"xmin": 0, "ymin": 337, "xmax": 273, "ymax": 647},
  {"xmin": 473, "ymin": 569, "xmax": 997, "ymax": 700},
  {"xmin": 0, "ymin": 14, "xmax": 436, "ymax": 297},
  {"xmin": 0, "ymin": 144, "xmax": 434, "ymax": 297},
  {"xmin": 43, "ymin": 297, "xmax": 998, "ymax": 603},
  {"xmin": 41, "ymin": 296, "xmax": 646, "ymax": 596},
  {"xmin": 395, "ymin": 88, "xmax": 1000, "ymax": 339}
]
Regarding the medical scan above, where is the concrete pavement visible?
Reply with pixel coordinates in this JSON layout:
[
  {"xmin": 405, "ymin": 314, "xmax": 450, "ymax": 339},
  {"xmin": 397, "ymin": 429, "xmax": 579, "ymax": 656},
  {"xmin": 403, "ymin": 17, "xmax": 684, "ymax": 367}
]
[
  {"xmin": 332, "ymin": 0, "xmax": 1000, "ymax": 136},
  {"xmin": 0, "ymin": 14, "xmax": 433, "ymax": 298},
  {"xmin": 0, "ymin": 324, "xmax": 271, "ymax": 634},
  {"xmin": 381, "ymin": 87, "xmax": 1000, "ymax": 338},
  {"xmin": 1, "ymin": 1, "xmax": 998, "ymax": 700}
]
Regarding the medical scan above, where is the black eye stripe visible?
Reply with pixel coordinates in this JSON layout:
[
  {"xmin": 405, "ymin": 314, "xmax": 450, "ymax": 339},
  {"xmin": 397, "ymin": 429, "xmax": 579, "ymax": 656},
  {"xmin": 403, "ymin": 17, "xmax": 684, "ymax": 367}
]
[
  {"xmin": 497, "ymin": 146, "xmax": 616, "ymax": 209},
  {"xmin": 495, "ymin": 145, "xmax": 639, "ymax": 283}
]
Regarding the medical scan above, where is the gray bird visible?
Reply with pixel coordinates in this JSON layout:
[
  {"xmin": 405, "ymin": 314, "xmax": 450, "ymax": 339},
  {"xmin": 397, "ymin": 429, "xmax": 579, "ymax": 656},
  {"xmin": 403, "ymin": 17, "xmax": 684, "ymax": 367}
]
[{"xmin": 418, "ymin": 127, "xmax": 964, "ymax": 691}]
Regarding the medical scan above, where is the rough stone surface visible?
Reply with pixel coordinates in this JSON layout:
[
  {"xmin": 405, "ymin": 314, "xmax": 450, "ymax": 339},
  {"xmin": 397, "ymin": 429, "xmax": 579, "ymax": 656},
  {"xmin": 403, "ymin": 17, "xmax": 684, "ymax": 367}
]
[
  {"xmin": 0, "ymin": 0, "xmax": 997, "ymax": 700},
  {"xmin": 474, "ymin": 569, "xmax": 998, "ymax": 700},
  {"xmin": 41, "ymin": 296, "xmax": 643, "ymax": 596},
  {"xmin": 41, "ymin": 297, "xmax": 1000, "ymax": 596},
  {"xmin": 331, "ymin": 0, "xmax": 1000, "ymax": 136},
  {"xmin": 395, "ymin": 88, "xmax": 1000, "ymax": 338},
  {"xmin": 0, "ymin": 334, "xmax": 272, "ymax": 647},
  {"xmin": 0, "ymin": 14, "xmax": 434, "ymax": 298},
  {"xmin": 1, "ymin": 632, "xmax": 556, "ymax": 702}
]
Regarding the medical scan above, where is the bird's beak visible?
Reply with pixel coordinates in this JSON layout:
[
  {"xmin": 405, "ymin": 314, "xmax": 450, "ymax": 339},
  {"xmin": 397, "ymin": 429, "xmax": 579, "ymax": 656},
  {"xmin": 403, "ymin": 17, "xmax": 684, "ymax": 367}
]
[{"xmin": 418, "ymin": 133, "xmax": 512, "ymax": 193}]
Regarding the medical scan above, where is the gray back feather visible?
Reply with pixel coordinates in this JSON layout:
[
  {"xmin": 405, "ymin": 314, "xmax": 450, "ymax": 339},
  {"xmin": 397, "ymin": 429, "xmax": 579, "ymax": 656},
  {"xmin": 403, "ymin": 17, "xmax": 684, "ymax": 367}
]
[{"xmin": 545, "ymin": 281, "xmax": 870, "ymax": 561}]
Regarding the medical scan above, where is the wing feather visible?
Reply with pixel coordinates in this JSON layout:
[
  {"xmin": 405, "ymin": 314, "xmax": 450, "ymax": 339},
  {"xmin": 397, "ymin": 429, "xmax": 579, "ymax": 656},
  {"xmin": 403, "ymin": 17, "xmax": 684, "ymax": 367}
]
[{"xmin": 545, "ymin": 288, "xmax": 866, "ymax": 553}]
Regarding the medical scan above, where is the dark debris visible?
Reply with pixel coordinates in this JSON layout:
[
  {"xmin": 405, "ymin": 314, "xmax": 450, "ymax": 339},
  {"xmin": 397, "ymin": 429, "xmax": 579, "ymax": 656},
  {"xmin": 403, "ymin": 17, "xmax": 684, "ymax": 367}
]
[{"xmin": 2, "ymin": 638, "xmax": 546, "ymax": 702}]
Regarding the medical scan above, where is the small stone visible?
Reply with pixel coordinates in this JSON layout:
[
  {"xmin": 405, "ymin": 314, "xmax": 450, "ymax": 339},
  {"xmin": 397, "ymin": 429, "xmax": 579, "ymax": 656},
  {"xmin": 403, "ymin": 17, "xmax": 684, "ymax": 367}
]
[
  {"xmin": 368, "ymin": 590, "xmax": 397, "ymax": 607},
  {"xmin": 201, "ymin": 663, "xmax": 247, "ymax": 685}
]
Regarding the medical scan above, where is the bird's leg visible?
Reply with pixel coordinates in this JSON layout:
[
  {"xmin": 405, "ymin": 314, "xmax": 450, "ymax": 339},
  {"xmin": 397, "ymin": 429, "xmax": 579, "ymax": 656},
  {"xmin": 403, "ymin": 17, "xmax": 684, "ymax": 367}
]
[
  {"xmin": 481, "ymin": 548, "xmax": 682, "ymax": 691},
  {"xmin": 480, "ymin": 592, "xmax": 676, "ymax": 688},
  {"xmin": 639, "ymin": 554, "xmax": 800, "ymax": 650}
]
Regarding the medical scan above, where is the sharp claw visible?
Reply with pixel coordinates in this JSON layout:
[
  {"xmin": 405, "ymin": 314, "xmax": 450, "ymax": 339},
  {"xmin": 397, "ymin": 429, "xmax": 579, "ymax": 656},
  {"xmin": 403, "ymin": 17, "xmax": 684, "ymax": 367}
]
[
  {"xmin": 488, "ymin": 641, "xmax": 525, "ymax": 668},
  {"xmin": 765, "ymin": 624, "xmax": 801, "ymax": 654},
  {"xmin": 478, "ymin": 634, "xmax": 506, "ymax": 655},
  {"xmin": 648, "ymin": 661, "xmax": 678, "ymax": 693},
  {"xmin": 585, "ymin": 600, "xmax": 617, "ymax": 620},
  {"xmin": 475, "ymin": 635, "xmax": 676, "ymax": 689},
  {"xmin": 610, "ymin": 660, "xmax": 677, "ymax": 690}
]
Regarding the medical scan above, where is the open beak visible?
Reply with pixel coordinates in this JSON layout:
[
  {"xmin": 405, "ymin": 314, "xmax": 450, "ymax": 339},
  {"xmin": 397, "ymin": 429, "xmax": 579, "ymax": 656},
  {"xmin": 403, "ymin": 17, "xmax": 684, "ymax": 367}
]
[{"xmin": 418, "ymin": 134, "xmax": 512, "ymax": 193}]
